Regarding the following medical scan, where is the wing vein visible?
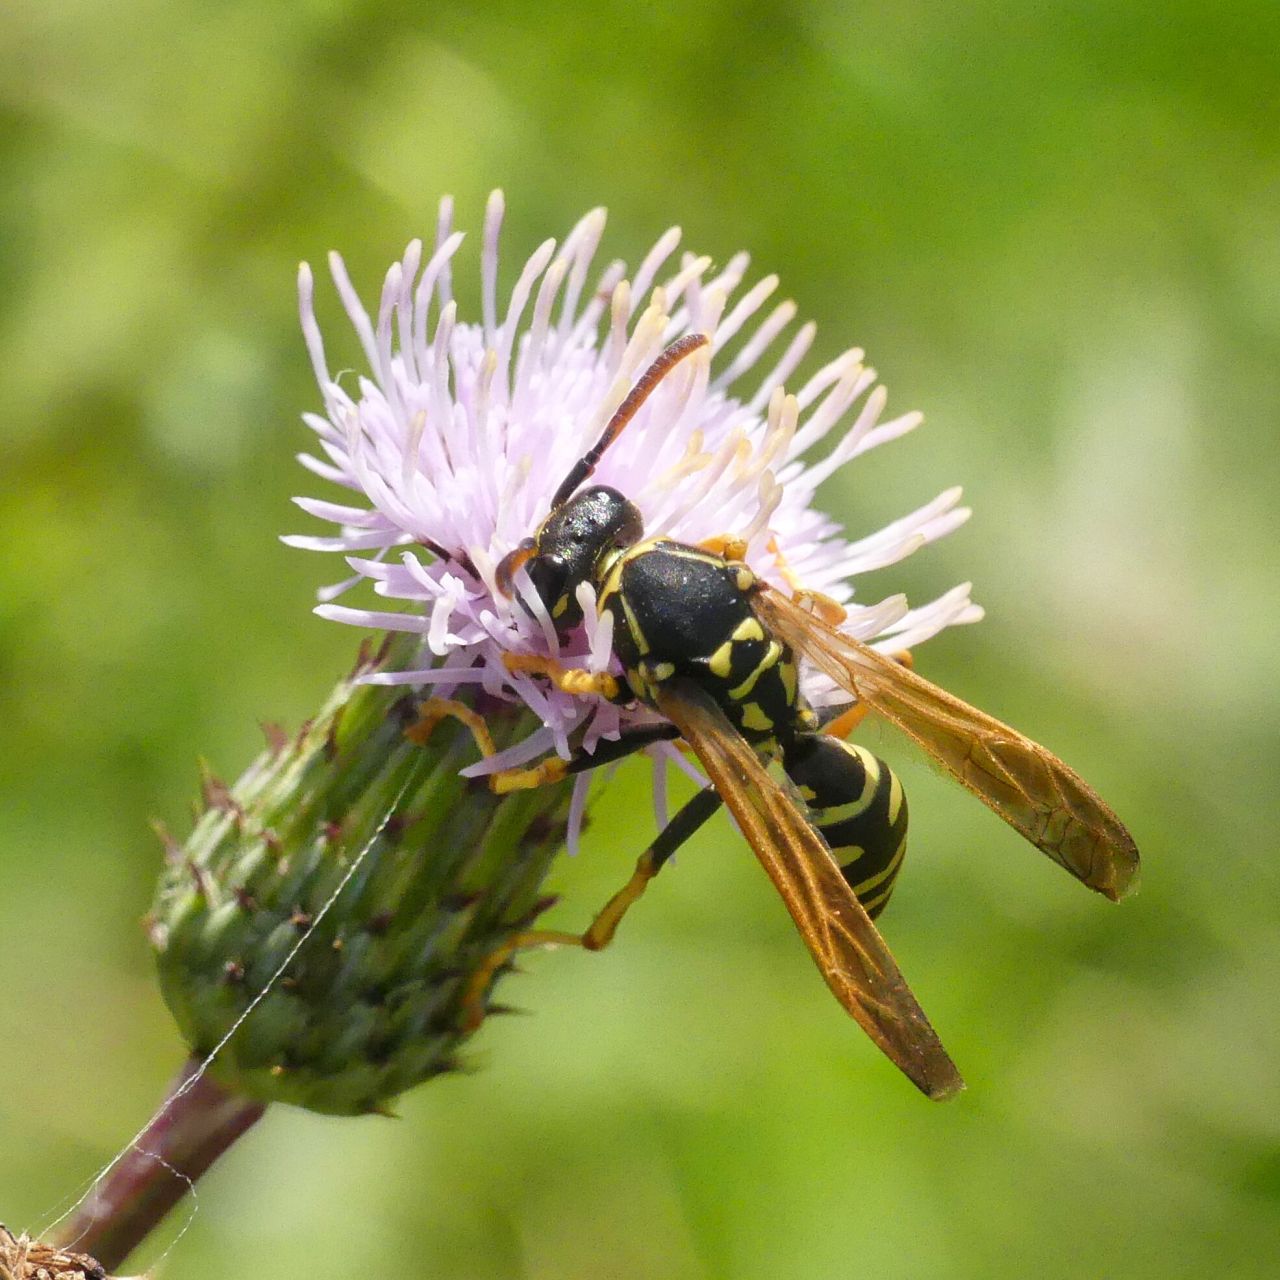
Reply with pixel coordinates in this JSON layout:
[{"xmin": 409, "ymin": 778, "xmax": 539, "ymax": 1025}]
[
  {"xmin": 654, "ymin": 679, "xmax": 964, "ymax": 1101},
  {"xmin": 752, "ymin": 586, "xmax": 1140, "ymax": 901}
]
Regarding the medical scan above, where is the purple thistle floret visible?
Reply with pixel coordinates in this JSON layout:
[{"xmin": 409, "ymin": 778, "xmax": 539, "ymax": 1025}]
[{"xmin": 290, "ymin": 191, "xmax": 982, "ymax": 849}]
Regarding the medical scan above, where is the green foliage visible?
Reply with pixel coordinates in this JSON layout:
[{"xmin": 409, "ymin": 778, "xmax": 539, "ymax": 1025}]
[{"xmin": 1, "ymin": 2, "xmax": 1277, "ymax": 1276}]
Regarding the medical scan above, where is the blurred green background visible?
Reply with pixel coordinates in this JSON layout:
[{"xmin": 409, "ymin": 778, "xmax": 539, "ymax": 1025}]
[{"xmin": 3, "ymin": 2, "xmax": 1278, "ymax": 1276}]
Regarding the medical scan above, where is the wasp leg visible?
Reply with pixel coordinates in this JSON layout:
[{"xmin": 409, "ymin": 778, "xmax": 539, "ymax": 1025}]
[
  {"xmin": 460, "ymin": 786, "xmax": 723, "ymax": 1029},
  {"xmin": 762, "ymin": 533, "xmax": 800, "ymax": 594},
  {"xmin": 488, "ymin": 653, "xmax": 628, "ymax": 792},
  {"xmin": 503, "ymin": 652, "xmax": 622, "ymax": 701},
  {"xmin": 698, "ymin": 533, "xmax": 749, "ymax": 561},
  {"xmin": 489, "ymin": 755, "xmax": 571, "ymax": 794},
  {"xmin": 489, "ymin": 722, "xmax": 679, "ymax": 794},
  {"xmin": 816, "ymin": 651, "xmax": 916, "ymax": 741},
  {"xmin": 820, "ymin": 701, "xmax": 872, "ymax": 741},
  {"xmin": 791, "ymin": 588, "xmax": 848, "ymax": 626},
  {"xmin": 405, "ymin": 697, "xmax": 498, "ymax": 757}
]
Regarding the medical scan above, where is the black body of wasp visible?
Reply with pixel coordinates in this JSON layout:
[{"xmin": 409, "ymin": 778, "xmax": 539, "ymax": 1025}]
[
  {"xmin": 586, "ymin": 518, "xmax": 911, "ymax": 918},
  {"xmin": 477, "ymin": 332, "xmax": 1139, "ymax": 1101}
]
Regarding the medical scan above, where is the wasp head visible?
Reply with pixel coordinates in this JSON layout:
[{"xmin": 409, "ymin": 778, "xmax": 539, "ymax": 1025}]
[{"xmin": 497, "ymin": 486, "xmax": 643, "ymax": 630}]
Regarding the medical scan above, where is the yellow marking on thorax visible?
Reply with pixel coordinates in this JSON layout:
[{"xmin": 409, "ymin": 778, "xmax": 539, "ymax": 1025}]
[
  {"xmin": 661, "ymin": 543, "xmax": 731, "ymax": 568},
  {"xmin": 738, "ymin": 701, "xmax": 774, "ymax": 733},
  {"xmin": 708, "ymin": 640, "xmax": 735, "ymax": 678},
  {"xmin": 595, "ymin": 540, "xmax": 652, "ymax": 605},
  {"xmin": 620, "ymin": 594, "xmax": 649, "ymax": 655},
  {"xmin": 596, "ymin": 546, "xmax": 626, "ymax": 586},
  {"xmin": 593, "ymin": 547, "xmax": 650, "ymax": 654},
  {"xmin": 728, "ymin": 640, "xmax": 783, "ymax": 701},
  {"xmin": 778, "ymin": 657, "xmax": 798, "ymax": 704},
  {"xmin": 709, "ymin": 619, "xmax": 773, "ymax": 683},
  {"xmin": 597, "ymin": 536, "xmax": 673, "ymax": 599}
]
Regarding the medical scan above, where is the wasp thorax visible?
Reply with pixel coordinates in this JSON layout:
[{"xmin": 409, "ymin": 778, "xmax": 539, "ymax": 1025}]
[{"xmin": 526, "ymin": 486, "xmax": 644, "ymax": 628}]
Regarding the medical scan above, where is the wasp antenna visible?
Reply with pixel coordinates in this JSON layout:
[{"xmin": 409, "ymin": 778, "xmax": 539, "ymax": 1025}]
[{"xmin": 549, "ymin": 332, "xmax": 709, "ymax": 511}]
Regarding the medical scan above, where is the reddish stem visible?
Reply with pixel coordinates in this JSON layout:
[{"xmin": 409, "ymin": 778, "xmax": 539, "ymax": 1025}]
[{"xmin": 52, "ymin": 1060, "xmax": 265, "ymax": 1273}]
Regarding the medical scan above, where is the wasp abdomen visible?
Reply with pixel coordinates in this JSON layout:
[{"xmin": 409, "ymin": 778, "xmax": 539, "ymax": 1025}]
[{"xmin": 782, "ymin": 734, "xmax": 908, "ymax": 919}]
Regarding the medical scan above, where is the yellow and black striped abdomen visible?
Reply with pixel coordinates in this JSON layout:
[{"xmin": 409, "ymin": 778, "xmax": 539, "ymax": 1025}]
[{"xmin": 782, "ymin": 734, "xmax": 909, "ymax": 920}]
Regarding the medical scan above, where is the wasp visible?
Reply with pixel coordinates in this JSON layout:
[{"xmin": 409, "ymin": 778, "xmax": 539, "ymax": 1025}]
[{"xmin": 434, "ymin": 332, "xmax": 1139, "ymax": 1100}]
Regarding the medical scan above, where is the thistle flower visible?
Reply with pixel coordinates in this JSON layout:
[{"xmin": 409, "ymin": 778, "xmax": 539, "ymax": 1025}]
[{"xmin": 291, "ymin": 190, "xmax": 982, "ymax": 845}]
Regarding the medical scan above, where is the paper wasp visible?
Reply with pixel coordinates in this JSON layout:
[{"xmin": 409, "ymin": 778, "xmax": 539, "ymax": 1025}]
[{"xmin": 433, "ymin": 332, "xmax": 1139, "ymax": 1100}]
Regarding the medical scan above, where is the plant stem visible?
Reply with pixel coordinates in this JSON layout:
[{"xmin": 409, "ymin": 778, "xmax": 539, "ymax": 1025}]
[{"xmin": 52, "ymin": 1059, "xmax": 265, "ymax": 1273}]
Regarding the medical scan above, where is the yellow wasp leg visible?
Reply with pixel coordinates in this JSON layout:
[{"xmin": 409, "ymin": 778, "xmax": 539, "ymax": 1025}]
[
  {"xmin": 406, "ymin": 693, "xmax": 578, "ymax": 793},
  {"xmin": 490, "ymin": 755, "xmax": 570, "ymax": 794},
  {"xmin": 791, "ymin": 587, "xmax": 848, "ymax": 626},
  {"xmin": 492, "ymin": 652, "xmax": 622, "ymax": 793},
  {"xmin": 461, "ymin": 849, "xmax": 659, "ymax": 1030},
  {"xmin": 503, "ymin": 652, "xmax": 620, "ymax": 701},
  {"xmin": 821, "ymin": 650, "xmax": 915, "ymax": 740},
  {"xmin": 822, "ymin": 701, "xmax": 873, "ymax": 741},
  {"xmin": 766, "ymin": 533, "xmax": 805, "ymax": 594},
  {"xmin": 405, "ymin": 697, "xmax": 497, "ymax": 757},
  {"xmin": 698, "ymin": 533, "xmax": 749, "ymax": 561}
]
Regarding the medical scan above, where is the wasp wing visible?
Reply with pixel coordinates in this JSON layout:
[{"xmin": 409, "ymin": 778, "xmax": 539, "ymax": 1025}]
[
  {"xmin": 653, "ymin": 679, "xmax": 964, "ymax": 1101},
  {"xmin": 753, "ymin": 586, "xmax": 1140, "ymax": 901}
]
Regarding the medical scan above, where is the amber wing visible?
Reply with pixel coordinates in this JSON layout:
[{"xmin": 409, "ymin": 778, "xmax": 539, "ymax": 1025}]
[
  {"xmin": 753, "ymin": 586, "xmax": 1140, "ymax": 901},
  {"xmin": 653, "ymin": 679, "xmax": 964, "ymax": 1101}
]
